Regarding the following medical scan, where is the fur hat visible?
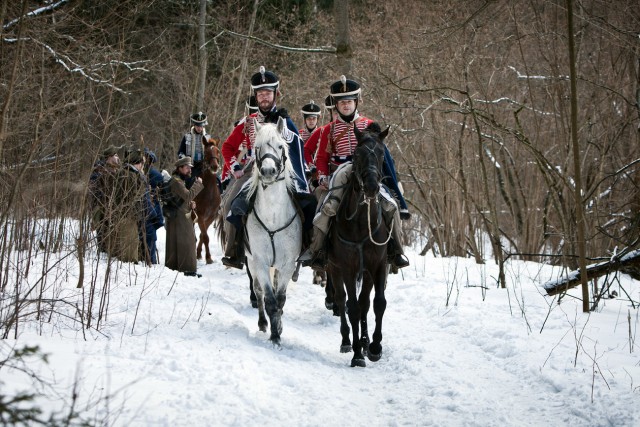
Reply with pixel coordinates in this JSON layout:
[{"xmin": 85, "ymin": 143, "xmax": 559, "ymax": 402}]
[
  {"xmin": 330, "ymin": 75, "xmax": 361, "ymax": 101},
  {"xmin": 246, "ymin": 95, "xmax": 259, "ymax": 112},
  {"xmin": 125, "ymin": 148, "xmax": 144, "ymax": 164},
  {"xmin": 301, "ymin": 100, "xmax": 322, "ymax": 118},
  {"xmin": 250, "ymin": 66, "xmax": 279, "ymax": 93},
  {"xmin": 191, "ymin": 112, "xmax": 208, "ymax": 126},
  {"xmin": 175, "ymin": 156, "xmax": 193, "ymax": 168},
  {"xmin": 102, "ymin": 145, "xmax": 121, "ymax": 158}
]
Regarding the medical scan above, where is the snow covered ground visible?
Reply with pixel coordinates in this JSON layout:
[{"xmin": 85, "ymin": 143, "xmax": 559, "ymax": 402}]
[{"xmin": 3, "ymin": 226, "xmax": 639, "ymax": 426}]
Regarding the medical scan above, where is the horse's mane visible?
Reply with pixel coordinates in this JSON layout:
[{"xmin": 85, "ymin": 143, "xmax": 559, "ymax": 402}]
[{"xmin": 245, "ymin": 122, "xmax": 295, "ymax": 200}]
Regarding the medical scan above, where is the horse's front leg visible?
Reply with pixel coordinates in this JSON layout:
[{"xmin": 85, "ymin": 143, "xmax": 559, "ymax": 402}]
[
  {"xmin": 345, "ymin": 279, "xmax": 365, "ymax": 367},
  {"xmin": 196, "ymin": 229, "xmax": 203, "ymax": 260},
  {"xmin": 202, "ymin": 227, "xmax": 213, "ymax": 264},
  {"xmin": 261, "ymin": 276, "xmax": 281, "ymax": 346},
  {"xmin": 368, "ymin": 267, "xmax": 388, "ymax": 362},
  {"xmin": 358, "ymin": 277, "xmax": 373, "ymax": 357},
  {"xmin": 329, "ymin": 271, "xmax": 351, "ymax": 353},
  {"xmin": 249, "ymin": 267, "xmax": 268, "ymax": 333}
]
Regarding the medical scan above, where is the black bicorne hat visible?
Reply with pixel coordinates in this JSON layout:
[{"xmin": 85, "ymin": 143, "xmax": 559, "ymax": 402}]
[
  {"xmin": 301, "ymin": 100, "xmax": 321, "ymax": 117},
  {"xmin": 246, "ymin": 95, "xmax": 259, "ymax": 111},
  {"xmin": 330, "ymin": 75, "xmax": 361, "ymax": 101},
  {"xmin": 190, "ymin": 112, "xmax": 208, "ymax": 126},
  {"xmin": 250, "ymin": 66, "xmax": 279, "ymax": 92}
]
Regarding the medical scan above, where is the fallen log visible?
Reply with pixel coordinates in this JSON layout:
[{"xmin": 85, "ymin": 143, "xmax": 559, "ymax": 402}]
[{"xmin": 543, "ymin": 249, "xmax": 640, "ymax": 296}]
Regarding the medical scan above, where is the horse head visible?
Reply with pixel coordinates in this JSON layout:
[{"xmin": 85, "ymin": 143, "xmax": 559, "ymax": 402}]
[
  {"xmin": 252, "ymin": 117, "xmax": 289, "ymax": 186},
  {"xmin": 353, "ymin": 122, "xmax": 389, "ymax": 200},
  {"xmin": 203, "ymin": 138, "xmax": 220, "ymax": 173}
]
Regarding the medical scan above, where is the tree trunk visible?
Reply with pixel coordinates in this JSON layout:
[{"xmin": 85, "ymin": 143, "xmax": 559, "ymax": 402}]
[
  {"xmin": 196, "ymin": 0, "xmax": 207, "ymax": 111},
  {"xmin": 232, "ymin": 0, "xmax": 260, "ymax": 121},
  {"xmin": 334, "ymin": 0, "xmax": 352, "ymax": 76},
  {"xmin": 566, "ymin": 0, "xmax": 590, "ymax": 312}
]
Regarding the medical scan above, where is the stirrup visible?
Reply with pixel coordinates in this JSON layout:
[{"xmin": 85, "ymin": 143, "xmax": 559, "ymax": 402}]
[
  {"xmin": 297, "ymin": 248, "xmax": 313, "ymax": 264},
  {"xmin": 392, "ymin": 254, "xmax": 410, "ymax": 269},
  {"xmin": 221, "ymin": 256, "xmax": 244, "ymax": 270}
]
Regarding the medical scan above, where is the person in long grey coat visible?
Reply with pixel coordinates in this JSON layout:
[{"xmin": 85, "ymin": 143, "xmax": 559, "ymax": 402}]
[{"xmin": 164, "ymin": 157, "xmax": 203, "ymax": 276}]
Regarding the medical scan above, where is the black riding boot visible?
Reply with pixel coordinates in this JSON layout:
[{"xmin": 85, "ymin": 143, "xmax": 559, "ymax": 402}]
[
  {"xmin": 388, "ymin": 238, "xmax": 409, "ymax": 270},
  {"xmin": 221, "ymin": 224, "xmax": 245, "ymax": 270}
]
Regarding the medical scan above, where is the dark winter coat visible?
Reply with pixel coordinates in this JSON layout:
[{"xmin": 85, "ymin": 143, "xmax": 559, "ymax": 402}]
[
  {"xmin": 110, "ymin": 164, "xmax": 147, "ymax": 263},
  {"xmin": 89, "ymin": 161, "xmax": 119, "ymax": 252},
  {"xmin": 164, "ymin": 174, "xmax": 203, "ymax": 272}
]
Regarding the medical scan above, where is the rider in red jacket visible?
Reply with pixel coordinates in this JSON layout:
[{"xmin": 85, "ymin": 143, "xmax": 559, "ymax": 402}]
[{"xmin": 299, "ymin": 76, "xmax": 410, "ymax": 271}]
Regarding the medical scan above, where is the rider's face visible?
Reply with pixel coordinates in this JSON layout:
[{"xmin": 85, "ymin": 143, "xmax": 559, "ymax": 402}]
[
  {"xmin": 179, "ymin": 165, "xmax": 192, "ymax": 177},
  {"xmin": 336, "ymin": 99, "xmax": 356, "ymax": 116},
  {"xmin": 304, "ymin": 116, "xmax": 318, "ymax": 129},
  {"xmin": 256, "ymin": 90, "xmax": 275, "ymax": 111}
]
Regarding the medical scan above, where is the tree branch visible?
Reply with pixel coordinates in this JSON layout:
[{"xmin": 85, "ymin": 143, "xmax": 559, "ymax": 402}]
[{"xmin": 214, "ymin": 29, "xmax": 336, "ymax": 54}]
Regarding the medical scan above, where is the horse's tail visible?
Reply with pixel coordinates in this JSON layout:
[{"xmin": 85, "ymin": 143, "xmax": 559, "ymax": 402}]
[{"xmin": 215, "ymin": 209, "xmax": 226, "ymax": 248}]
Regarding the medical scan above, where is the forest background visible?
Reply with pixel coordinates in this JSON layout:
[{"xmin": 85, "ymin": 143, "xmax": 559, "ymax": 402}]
[{"xmin": 1, "ymin": 0, "xmax": 639, "ymax": 320}]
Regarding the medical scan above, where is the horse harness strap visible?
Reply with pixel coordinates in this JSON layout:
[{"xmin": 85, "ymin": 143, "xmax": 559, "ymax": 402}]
[{"xmin": 252, "ymin": 197, "xmax": 299, "ymax": 267}]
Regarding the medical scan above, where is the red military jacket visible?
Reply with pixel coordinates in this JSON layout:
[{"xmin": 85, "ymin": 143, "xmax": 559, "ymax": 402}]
[
  {"xmin": 303, "ymin": 125, "xmax": 327, "ymax": 165},
  {"xmin": 314, "ymin": 114, "xmax": 373, "ymax": 181},
  {"xmin": 299, "ymin": 126, "xmax": 315, "ymax": 143},
  {"xmin": 221, "ymin": 112, "xmax": 263, "ymax": 182}
]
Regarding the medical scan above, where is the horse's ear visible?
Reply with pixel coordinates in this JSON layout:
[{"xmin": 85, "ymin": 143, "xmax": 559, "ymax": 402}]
[
  {"xmin": 380, "ymin": 125, "xmax": 390, "ymax": 141},
  {"xmin": 253, "ymin": 117, "xmax": 261, "ymax": 133},
  {"xmin": 276, "ymin": 116, "xmax": 285, "ymax": 134},
  {"xmin": 353, "ymin": 123, "xmax": 363, "ymax": 141}
]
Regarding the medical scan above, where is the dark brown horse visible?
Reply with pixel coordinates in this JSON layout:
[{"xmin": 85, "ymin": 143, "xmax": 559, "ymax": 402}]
[
  {"xmin": 194, "ymin": 138, "xmax": 222, "ymax": 264},
  {"xmin": 326, "ymin": 122, "xmax": 390, "ymax": 367}
]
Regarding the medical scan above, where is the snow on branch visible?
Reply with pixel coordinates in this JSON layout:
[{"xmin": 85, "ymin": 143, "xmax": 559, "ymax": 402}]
[
  {"xmin": 214, "ymin": 29, "xmax": 336, "ymax": 54},
  {"xmin": 508, "ymin": 65, "xmax": 569, "ymax": 81},
  {"xmin": 543, "ymin": 249, "xmax": 640, "ymax": 296},
  {"xmin": 35, "ymin": 39, "xmax": 132, "ymax": 94},
  {"xmin": 3, "ymin": 0, "xmax": 69, "ymax": 31}
]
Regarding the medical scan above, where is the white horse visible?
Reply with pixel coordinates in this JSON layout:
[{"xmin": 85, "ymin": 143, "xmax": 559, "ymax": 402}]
[{"xmin": 245, "ymin": 117, "xmax": 302, "ymax": 345}]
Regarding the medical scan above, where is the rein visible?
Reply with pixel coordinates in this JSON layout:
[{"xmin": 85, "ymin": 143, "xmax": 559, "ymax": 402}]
[
  {"xmin": 256, "ymin": 143, "xmax": 287, "ymax": 187},
  {"xmin": 250, "ymin": 136, "xmax": 297, "ymax": 267},
  {"xmin": 252, "ymin": 195, "xmax": 299, "ymax": 267}
]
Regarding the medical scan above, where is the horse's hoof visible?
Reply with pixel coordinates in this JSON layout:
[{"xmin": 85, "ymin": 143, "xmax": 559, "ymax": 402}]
[
  {"xmin": 367, "ymin": 343, "xmax": 382, "ymax": 362},
  {"xmin": 340, "ymin": 344, "xmax": 352, "ymax": 353},
  {"xmin": 366, "ymin": 350, "xmax": 381, "ymax": 362},
  {"xmin": 325, "ymin": 299, "xmax": 334, "ymax": 310},
  {"xmin": 270, "ymin": 336, "xmax": 281, "ymax": 348},
  {"xmin": 251, "ymin": 299, "xmax": 258, "ymax": 309},
  {"xmin": 206, "ymin": 258, "xmax": 214, "ymax": 264},
  {"xmin": 351, "ymin": 357, "xmax": 366, "ymax": 368}
]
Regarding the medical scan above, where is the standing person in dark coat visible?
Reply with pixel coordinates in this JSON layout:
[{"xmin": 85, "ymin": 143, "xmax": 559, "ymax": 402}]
[
  {"xmin": 164, "ymin": 157, "xmax": 204, "ymax": 276},
  {"xmin": 89, "ymin": 145, "xmax": 121, "ymax": 253},
  {"xmin": 143, "ymin": 148, "xmax": 164, "ymax": 264},
  {"xmin": 111, "ymin": 148, "xmax": 148, "ymax": 263}
]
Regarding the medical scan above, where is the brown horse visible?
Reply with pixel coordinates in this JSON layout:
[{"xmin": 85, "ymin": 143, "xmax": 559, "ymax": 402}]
[{"xmin": 194, "ymin": 138, "xmax": 222, "ymax": 264}]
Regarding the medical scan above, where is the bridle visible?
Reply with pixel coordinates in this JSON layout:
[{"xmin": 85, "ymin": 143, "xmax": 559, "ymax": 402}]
[
  {"xmin": 255, "ymin": 140, "xmax": 287, "ymax": 187},
  {"xmin": 204, "ymin": 143, "xmax": 220, "ymax": 173},
  {"xmin": 249, "ymin": 137, "xmax": 298, "ymax": 266}
]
